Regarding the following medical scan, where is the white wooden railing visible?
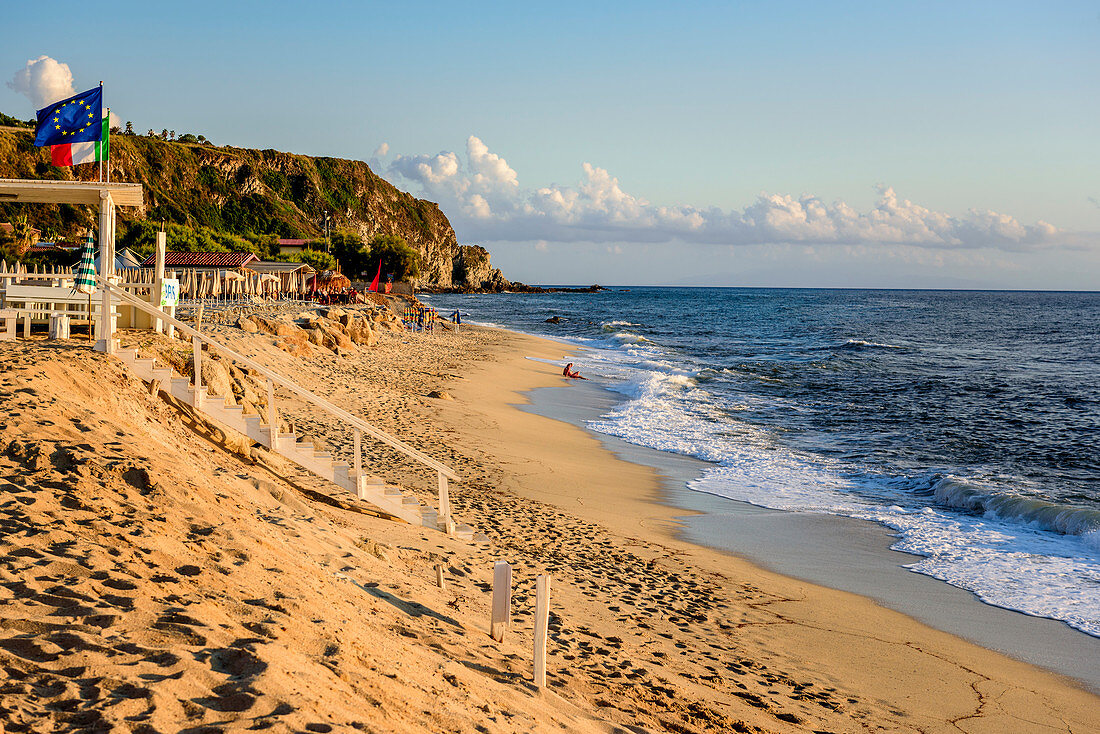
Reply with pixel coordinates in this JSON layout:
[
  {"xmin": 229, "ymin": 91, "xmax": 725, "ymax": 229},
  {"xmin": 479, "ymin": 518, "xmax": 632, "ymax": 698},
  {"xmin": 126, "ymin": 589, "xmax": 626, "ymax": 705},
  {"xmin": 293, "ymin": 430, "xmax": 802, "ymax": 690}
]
[{"xmin": 98, "ymin": 276, "xmax": 459, "ymax": 515}]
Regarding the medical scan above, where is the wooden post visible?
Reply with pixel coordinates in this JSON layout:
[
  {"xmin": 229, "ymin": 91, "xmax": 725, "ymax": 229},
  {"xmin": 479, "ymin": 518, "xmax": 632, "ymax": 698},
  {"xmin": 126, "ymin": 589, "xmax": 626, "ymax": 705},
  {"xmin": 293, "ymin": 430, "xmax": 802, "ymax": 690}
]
[
  {"xmin": 436, "ymin": 564, "xmax": 446, "ymax": 590},
  {"xmin": 191, "ymin": 336, "xmax": 203, "ymax": 405},
  {"xmin": 195, "ymin": 303, "xmax": 204, "ymax": 331},
  {"xmin": 490, "ymin": 561, "xmax": 512, "ymax": 642},
  {"xmin": 353, "ymin": 429, "xmax": 362, "ymax": 480},
  {"xmin": 534, "ymin": 574, "xmax": 551, "ymax": 689}
]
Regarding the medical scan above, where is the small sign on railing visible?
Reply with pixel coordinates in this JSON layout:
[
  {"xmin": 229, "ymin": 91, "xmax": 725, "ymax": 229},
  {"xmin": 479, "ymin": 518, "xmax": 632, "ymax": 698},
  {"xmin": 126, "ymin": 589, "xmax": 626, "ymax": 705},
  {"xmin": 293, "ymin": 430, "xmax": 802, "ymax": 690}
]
[{"xmin": 160, "ymin": 278, "xmax": 180, "ymax": 308}]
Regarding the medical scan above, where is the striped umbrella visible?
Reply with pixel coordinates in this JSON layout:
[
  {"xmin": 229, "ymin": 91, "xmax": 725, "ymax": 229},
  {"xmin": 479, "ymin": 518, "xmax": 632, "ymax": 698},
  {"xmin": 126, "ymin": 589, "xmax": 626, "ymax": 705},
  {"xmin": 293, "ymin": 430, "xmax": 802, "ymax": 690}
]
[{"xmin": 73, "ymin": 231, "xmax": 96, "ymax": 295}]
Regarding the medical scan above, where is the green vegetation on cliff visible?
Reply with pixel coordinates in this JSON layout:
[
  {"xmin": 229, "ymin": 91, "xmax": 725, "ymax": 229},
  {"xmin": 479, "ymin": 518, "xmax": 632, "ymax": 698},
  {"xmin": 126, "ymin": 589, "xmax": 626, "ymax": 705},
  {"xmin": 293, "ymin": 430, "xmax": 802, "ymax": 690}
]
[{"xmin": 0, "ymin": 125, "xmax": 474, "ymax": 286}]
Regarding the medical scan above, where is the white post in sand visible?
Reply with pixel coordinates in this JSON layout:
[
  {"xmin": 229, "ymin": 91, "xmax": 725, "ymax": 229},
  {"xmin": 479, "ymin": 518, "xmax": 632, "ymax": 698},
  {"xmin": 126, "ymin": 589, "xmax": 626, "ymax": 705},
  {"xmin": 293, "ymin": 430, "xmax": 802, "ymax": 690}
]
[
  {"xmin": 354, "ymin": 429, "xmax": 362, "ymax": 480},
  {"xmin": 491, "ymin": 561, "xmax": 512, "ymax": 642},
  {"xmin": 94, "ymin": 190, "xmax": 116, "ymax": 353},
  {"xmin": 438, "ymin": 471, "xmax": 451, "ymax": 530},
  {"xmin": 436, "ymin": 564, "xmax": 446, "ymax": 590},
  {"xmin": 534, "ymin": 574, "xmax": 551, "ymax": 689},
  {"xmin": 165, "ymin": 270, "xmax": 176, "ymax": 340},
  {"xmin": 266, "ymin": 380, "xmax": 278, "ymax": 441},
  {"xmin": 192, "ymin": 336, "xmax": 203, "ymax": 408},
  {"xmin": 153, "ymin": 231, "xmax": 166, "ymax": 333}
]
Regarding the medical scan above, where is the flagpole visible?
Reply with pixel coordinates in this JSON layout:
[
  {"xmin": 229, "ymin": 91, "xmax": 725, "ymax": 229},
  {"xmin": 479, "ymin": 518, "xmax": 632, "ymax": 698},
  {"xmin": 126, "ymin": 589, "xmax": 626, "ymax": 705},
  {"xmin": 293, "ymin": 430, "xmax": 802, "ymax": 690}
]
[
  {"xmin": 105, "ymin": 107, "xmax": 111, "ymax": 183},
  {"xmin": 98, "ymin": 82, "xmax": 103, "ymax": 183}
]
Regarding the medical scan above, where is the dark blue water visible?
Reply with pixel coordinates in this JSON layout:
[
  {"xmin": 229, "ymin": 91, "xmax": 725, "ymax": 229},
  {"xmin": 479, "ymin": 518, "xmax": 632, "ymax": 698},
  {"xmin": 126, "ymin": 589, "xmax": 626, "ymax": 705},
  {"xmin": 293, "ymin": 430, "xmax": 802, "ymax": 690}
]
[{"xmin": 425, "ymin": 288, "xmax": 1100, "ymax": 635}]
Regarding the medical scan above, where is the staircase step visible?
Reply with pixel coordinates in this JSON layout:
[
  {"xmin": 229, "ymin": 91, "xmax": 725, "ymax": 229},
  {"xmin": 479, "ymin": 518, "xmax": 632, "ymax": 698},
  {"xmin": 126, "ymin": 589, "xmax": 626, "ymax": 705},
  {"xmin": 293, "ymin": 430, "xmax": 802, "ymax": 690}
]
[{"xmin": 109, "ymin": 349, "xmax": 473, "ymax": 541}]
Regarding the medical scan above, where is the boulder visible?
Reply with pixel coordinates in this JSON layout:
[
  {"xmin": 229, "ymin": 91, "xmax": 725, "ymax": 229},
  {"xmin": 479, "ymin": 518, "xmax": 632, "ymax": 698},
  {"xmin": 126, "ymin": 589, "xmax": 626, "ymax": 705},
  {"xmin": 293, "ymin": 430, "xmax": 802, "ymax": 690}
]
[
  {"xmin": 346, "ymin": 320, "xmax": 378, "ymax": 347},
  {"xmin": 427, "ymin": 390, "xmax": 454, "ymax": 400},
  {"xmin": 255, "ymin": 316, "xmax": 301, "ymax": 337},
  {"xmin": 237, "ymin": 316, "xmax": 258, "ymax": 333},
  {"xmin": 200, "ymin": 358, "xmax": 235, "ymax": 404},
  {"xmin": 323, "ymin": 307, "xmax": 347, "ymax": 322},
  {"xmin": 277, "ymin": 332, "xmax": 312, "ymax": 358}
]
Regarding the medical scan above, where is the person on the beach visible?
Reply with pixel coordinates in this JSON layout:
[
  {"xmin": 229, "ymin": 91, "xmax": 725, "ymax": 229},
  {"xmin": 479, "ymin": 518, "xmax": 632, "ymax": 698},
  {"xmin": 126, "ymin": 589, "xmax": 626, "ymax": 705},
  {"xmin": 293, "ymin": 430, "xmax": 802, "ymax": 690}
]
[{"xmin": 563, "ymin": 363, "xmax": 587, "ymax": 380}]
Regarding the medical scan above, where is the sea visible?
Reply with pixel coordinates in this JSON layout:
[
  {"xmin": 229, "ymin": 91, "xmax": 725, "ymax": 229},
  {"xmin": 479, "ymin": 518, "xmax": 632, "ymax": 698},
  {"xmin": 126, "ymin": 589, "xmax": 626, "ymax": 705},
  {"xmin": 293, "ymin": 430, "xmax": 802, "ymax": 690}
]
[{"xmin": 423, "ymin": 288, "xmax": 1100, "ymax": 638}]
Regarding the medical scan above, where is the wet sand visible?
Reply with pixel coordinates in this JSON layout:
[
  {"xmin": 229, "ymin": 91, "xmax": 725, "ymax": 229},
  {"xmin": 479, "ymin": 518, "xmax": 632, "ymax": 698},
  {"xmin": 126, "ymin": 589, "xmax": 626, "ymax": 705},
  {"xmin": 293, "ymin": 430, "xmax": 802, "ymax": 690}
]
[{"xmin": 524, "ymin": 378, "xmax": 1100, "ymax": 691}]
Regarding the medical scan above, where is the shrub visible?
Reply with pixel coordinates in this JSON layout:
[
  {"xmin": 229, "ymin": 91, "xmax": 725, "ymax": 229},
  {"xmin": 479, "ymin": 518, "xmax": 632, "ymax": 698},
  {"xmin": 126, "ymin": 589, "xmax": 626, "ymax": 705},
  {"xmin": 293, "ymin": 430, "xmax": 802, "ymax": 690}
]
[{"xmin": 281, "ymin": 248, "xmax": 336, "ymax": 272}]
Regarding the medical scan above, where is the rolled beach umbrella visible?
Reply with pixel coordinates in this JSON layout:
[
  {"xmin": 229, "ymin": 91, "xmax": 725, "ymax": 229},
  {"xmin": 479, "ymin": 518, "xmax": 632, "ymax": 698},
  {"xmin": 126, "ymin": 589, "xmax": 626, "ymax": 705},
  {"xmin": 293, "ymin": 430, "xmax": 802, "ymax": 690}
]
[{"xmin": 72, "ymin": 231, "xmax": 97, "ymax": 295}]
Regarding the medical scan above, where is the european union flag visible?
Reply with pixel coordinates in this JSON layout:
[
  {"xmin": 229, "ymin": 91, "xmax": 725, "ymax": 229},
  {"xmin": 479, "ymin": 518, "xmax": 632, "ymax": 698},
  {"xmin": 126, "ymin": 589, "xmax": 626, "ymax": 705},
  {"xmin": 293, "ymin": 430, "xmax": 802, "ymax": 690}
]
[{"xmin": 34, "ymin": 86, "xmax": 103, "ymax": 147}]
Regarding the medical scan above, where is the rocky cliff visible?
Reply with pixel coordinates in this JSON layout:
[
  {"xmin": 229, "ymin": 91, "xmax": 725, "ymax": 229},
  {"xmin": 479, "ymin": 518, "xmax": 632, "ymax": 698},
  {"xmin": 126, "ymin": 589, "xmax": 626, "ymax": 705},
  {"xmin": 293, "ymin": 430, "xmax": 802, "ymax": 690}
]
[{"xmin": 0, "ymin": 126, "xmax": 507, "ymax": 289}]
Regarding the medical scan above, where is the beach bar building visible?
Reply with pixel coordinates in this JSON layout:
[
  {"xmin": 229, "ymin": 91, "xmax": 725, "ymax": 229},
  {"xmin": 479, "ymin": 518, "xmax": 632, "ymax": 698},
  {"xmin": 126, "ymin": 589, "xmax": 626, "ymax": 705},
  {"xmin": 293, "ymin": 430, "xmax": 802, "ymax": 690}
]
[{"xmin": 0, "ymin": 179, "xmax": 145, "ymax": 351}]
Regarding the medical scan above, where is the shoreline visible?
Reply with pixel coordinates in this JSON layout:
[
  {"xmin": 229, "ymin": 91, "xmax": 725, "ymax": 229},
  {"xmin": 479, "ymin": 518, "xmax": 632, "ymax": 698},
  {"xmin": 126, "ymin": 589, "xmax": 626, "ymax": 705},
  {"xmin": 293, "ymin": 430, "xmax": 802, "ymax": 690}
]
[
  {"xmin": 521, "ymin": 374, "xmax": 1100, "ymax": 692},
  {"xmin": 430, "ymin": 324, "xmax": 1099, "ymax": 729}
]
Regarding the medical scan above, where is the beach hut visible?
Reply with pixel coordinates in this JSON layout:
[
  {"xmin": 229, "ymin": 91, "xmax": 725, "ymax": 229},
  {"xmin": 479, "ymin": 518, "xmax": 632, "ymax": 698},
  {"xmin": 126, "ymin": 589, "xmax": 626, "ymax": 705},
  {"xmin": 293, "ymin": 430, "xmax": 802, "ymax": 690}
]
[{"xmin": 311, "ymin": 270, "xmax": 351, "ymax": 293}]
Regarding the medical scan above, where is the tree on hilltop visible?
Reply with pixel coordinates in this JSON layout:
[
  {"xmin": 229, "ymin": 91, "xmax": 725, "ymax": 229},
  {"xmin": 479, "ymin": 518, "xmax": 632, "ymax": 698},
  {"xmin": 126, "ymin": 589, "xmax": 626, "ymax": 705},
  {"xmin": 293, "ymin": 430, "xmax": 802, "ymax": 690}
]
[
  {"xmin": 367, "ymin": 234, "xmax": 420, "ymax": 281},
  {"xmin": 125, "ymin": 121, "xmax": 133, "ymax": 135},
  {"xmin": 283, "ymin": 248, "xmax": 336, "ymax": 272},
  {"xmin": 329, "ymin": 230, "xmax": 369, "ymax": 277}
]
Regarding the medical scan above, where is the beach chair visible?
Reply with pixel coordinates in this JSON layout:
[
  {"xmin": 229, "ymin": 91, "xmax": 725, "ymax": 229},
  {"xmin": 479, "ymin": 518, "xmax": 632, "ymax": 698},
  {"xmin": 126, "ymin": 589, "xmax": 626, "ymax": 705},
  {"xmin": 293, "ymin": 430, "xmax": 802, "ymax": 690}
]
[{"xmin": 402, "ymin": 305, "xmax": 417, "ymax": 330}]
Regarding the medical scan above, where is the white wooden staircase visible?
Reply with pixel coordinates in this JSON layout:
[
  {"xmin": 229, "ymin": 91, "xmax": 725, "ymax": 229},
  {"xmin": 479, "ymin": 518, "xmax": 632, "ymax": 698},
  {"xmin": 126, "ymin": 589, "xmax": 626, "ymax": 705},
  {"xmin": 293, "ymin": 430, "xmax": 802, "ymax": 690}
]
[{"xmin": 101, "ymin": 279, "xmax": 483, "ymax": 542}]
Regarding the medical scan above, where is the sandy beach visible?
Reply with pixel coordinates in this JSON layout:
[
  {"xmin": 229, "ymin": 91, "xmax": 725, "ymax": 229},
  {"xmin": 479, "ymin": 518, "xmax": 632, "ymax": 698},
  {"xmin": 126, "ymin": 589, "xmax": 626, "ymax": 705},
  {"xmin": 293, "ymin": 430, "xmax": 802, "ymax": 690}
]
[{"xmin": 0, "ymin": 309, "xmax": 1096, "ymax": 733}]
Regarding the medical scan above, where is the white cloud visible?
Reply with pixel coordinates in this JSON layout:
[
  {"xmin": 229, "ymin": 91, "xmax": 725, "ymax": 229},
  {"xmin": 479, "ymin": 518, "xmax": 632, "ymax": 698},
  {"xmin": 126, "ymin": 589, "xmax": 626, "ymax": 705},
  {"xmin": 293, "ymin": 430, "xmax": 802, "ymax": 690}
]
[
  {"xmin": 8, "ymin": 56, "xmax": 75, "ymax": 109},
  {"xmin": 9, "ymin": 56, "xmax": 121, "ymax": 130},
  {"xmin": 373, "ymin": 142, "xmax": 389, "ymax": 157},
  {"xmin": 388, "ymin": 136, "xmax": 1081, "ymax": 252}
]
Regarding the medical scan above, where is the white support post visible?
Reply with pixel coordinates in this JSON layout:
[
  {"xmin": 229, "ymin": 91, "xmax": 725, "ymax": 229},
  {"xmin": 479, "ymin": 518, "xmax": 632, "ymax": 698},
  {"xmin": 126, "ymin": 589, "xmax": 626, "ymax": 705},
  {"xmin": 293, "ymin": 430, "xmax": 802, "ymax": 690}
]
[
  {"xmin": 436, "ymin": 564, "xmax": 446, "ymax": 590},
  {"xmin": 534, "ymin": 574, "xmax": 551, "ymax": 689},
  {"xmin": 266, "ymin": 379, "xmax": 277, "ymax": 439},
  {"xmin": 438, "ymin": 471, "xmax": 451, "ymax": 526},
  {"xmin": 353, "ymin": 429, "xmax": 362, "ymax": 480},
  {"xmin": 192, "ymin": 336, "xmax": 203, "ymax": 407},
  {"xmin": 94, "ymin": 191, "xmax": 116, "ymax": 353},
  {"xmin": 153, "ymin": 231, "xmax": 166, "ymax": 333},
  {"xmin": 490, "ymin": 561, "xmax": 512, "ymax": 642},
  {"xmin": 166, "ymin": 269, "xmax": 176, "ymax": 339}
]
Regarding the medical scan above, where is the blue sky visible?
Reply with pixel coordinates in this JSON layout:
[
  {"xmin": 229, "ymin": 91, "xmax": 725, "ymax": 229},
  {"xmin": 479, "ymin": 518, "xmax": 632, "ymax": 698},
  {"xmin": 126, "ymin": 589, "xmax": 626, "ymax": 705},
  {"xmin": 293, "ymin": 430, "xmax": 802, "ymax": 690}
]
[{"xmin": 3, "ymin": 1, "xmax": 1098, "ymax": 288}]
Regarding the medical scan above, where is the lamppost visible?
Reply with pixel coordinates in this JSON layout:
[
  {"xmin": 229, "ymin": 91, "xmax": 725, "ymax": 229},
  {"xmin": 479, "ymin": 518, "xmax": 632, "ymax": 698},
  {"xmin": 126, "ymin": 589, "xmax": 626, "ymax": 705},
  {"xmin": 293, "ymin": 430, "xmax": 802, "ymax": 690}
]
[{"xmin": 323, "ymin": 210, "xmax": 330, "ymax": 253}]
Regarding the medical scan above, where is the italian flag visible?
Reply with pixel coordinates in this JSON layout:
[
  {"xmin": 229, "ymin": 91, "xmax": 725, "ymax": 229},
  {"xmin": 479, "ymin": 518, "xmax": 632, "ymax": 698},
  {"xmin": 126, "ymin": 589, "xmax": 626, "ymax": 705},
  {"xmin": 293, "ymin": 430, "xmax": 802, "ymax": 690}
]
[{"xmin": 51, "ymin": 117, "xmax": 109, "ymax": 167}]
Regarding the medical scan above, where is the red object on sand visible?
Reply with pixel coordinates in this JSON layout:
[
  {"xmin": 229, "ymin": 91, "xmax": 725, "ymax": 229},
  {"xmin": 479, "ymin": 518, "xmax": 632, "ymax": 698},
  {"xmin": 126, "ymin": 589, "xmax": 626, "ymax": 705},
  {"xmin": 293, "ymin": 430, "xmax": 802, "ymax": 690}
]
[{"xmin": 368, "ymin": 260, "xmax": 381, "ymax": 292}]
